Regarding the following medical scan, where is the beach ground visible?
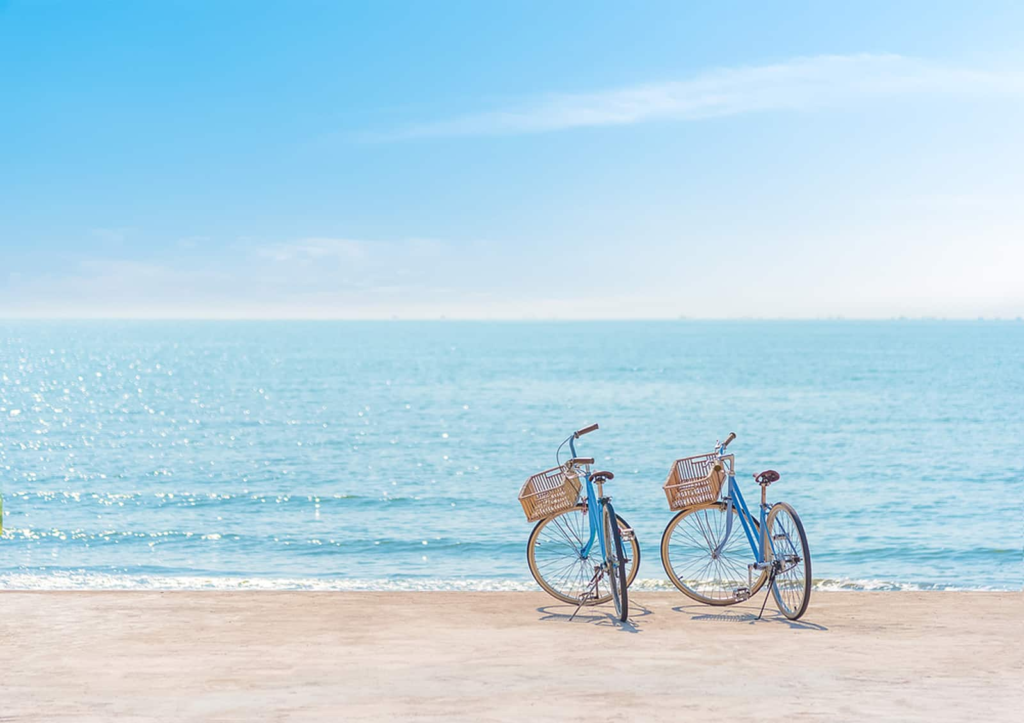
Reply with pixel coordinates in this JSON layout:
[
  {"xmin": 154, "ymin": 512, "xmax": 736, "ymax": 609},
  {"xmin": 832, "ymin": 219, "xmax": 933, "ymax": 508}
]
[{"xmin": 1, "ymin": 591, "xmax": 1020, "ymax": 722}]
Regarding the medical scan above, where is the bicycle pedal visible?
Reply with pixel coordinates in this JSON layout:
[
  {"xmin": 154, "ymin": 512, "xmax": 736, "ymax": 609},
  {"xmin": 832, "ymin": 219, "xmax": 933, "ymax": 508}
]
[{"xmin": 734, "ymin": 586, "xmax": 751, "ymax": 601}]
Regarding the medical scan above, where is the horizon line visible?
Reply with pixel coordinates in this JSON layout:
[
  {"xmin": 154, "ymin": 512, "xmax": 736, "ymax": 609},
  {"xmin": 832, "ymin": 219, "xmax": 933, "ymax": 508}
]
[{"xmin": 0, "ymin": 316, "xmax": 1020, "ymax": 323}]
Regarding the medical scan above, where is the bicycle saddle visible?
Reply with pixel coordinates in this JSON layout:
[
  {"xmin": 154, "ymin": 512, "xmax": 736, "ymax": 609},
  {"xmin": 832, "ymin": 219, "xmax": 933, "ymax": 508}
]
[
  {"xmin": 755, "ymin": 470, "xmax": 780, "ymax": 485},
  {"xmin": 590, "ymin": 470, "xmax": 615, "ymax": 481}
]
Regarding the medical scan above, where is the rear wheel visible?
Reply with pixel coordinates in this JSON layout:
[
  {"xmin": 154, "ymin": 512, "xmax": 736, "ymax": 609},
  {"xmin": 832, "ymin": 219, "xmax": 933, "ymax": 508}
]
[
  {"xmin": 527, "ymin": 504, "xmax": 640, "ymax": 605},
  {"xmin": 604, "ymin": 501, "xmax": 629, "ymax": 622},
  {"xmin": 767, "ymin": 502, "xmax": 811, "ymax": 620},
  {"xmin": 661, "ymin": 502, "xmax": 767, "ymax": 605}
]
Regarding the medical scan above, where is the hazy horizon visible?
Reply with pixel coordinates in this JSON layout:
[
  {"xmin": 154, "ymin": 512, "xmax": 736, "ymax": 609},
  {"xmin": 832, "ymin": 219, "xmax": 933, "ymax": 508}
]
[{"xmin": 1, "ymin": 315, "xmax": 1021, "ymax": 323}]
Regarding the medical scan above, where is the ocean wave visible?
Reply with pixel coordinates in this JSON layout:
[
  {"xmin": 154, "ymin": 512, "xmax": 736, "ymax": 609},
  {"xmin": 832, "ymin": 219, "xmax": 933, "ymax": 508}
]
[
  {"xmin": 0, "ymin": 572, "xmax": 543, "ymax": 592},
  {"xmin": 0, "ymin": 572, "xmax": 1016, "ymax": 592}
]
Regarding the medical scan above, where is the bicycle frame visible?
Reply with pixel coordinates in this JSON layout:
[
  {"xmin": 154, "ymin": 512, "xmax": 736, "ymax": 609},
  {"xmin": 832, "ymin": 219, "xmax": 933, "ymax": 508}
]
[
  {"xmin": 569, "ymin": 435, "xmax": 609, "ymax": 564},
  {"xmin": 715, "ymin": 452, "xmax": 777, "ymax": 567}
]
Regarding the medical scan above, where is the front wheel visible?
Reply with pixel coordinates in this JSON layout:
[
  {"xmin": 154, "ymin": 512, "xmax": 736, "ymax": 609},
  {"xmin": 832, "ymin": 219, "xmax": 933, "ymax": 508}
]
[
  {"xmin": 604, "ymin": 501, "xmax": 629, "ymax": 622},
  {"xmin": 527, "ymin": 504, "xmax": 640, "ymax": 606},
  {"xmin": 661, "ymin": 502, "xmax": 767, "ymax": 605},
  {"xmin": 767, "ymin": 502, "xmax": 811, "ymax": 620}
]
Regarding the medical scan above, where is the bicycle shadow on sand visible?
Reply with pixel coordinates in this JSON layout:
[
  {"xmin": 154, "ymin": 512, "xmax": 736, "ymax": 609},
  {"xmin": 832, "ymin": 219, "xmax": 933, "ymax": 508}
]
[
  {"xmin": 671, "ymin": 602, "xmax": 828, "ymax": 631},
  {"xmin": 535, "ymin": 603, "xmax": 652, "ymax": 634}
]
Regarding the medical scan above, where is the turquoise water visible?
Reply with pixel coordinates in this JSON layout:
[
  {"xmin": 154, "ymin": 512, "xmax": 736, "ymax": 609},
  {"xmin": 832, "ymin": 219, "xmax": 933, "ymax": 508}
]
[{"xmin": 0, "ymin": 321, "xmax": 1021, "ymax": 591}]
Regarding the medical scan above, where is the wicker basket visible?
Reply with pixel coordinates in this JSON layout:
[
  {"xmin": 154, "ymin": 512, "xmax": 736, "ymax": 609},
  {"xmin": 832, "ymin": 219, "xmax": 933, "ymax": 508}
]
[
  {"xmin": 663, "ymin": 453, "xmax": 732, "ymax": 510},
  {"xmin": 519, "ymin": 466, "xmax": 582, "ymax": 522}
]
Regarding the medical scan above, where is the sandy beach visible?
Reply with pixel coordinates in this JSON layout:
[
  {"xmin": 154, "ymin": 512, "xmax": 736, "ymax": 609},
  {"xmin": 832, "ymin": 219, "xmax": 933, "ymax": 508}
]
[{"xmin": 1, "ymin": 591, "xmax": 1020, "ymax": 721}]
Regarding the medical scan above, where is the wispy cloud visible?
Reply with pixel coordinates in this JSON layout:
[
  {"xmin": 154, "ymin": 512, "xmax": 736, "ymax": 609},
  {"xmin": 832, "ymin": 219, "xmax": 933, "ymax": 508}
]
[
  {"xmin": 0, "ymin": 236, "xmax": 465, "ymax": 318},
  {"xmin": 373, "ymin": 54, "xmax": 1024, "ymax": 139},
  {"xmin": 90, "ymin": 227, "xmax": 133, "ymax": 244},
  {"xmin": 256, "ymin": 238, "xmax": 371, "ymax": 263},
  {"xmin": 255, "ymin": 237, "xmax": 446, "ymax": 263}
]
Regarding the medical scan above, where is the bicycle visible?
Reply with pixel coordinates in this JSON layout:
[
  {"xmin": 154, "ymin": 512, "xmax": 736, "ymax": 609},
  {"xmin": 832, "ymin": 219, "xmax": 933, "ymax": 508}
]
[
  {"xmin": 659, "ymin": 432, "xmax": 811, "ymax": 620},
  {"xmin": 520, "ymin": 424, "xmax": 640, "ymax": 622}
]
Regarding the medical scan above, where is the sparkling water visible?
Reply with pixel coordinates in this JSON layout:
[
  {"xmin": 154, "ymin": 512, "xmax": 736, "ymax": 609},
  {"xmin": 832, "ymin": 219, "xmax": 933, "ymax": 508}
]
[{"xmin": 1, "ymin": 321, "xmax": 1021, "ymax": 590}]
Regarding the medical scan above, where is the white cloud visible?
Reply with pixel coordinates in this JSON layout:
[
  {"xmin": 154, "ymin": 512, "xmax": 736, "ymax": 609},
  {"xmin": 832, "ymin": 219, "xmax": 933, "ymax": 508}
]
[
  {"xmin": 255, "ymin": 237, "xmax": 447, "ymax": 263},
  {"xmin": 7, "ymin": 215, "xmax": 1019, "ymax": 319},
  {"xmin": 256, "ymin": 238, "xmax": 370, "ymax": 262},
  {"xmin": 0, "ymin": 236, "xmax": 473, "ymax": 319},
  {"xmin": 90, "ymin": 227, "xmax": 133, "ymax": 243},
  {"xmin": 374, "ymin": 54, "xmax": 1024, "ymax": 139}
]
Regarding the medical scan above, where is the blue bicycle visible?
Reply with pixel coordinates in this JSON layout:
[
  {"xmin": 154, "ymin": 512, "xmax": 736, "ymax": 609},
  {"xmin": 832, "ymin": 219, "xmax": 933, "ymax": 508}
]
[
  {"xmin": 660, "ymin": 432, "xmax": 812, "ymax": 620},
  {"xmin": 521, "ymin": 424, "xmax": 640, "ymax": 622}
]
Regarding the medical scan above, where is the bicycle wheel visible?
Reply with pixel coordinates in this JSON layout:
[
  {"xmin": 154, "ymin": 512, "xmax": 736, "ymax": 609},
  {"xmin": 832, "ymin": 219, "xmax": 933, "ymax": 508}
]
[
  {"xmin": 604, "ymin": 501, "xmax": 629, "ymax": 622},
  {"xmin": 767, "ymin": 502, "xmax": 811, "ymax": 620},
  {"xmin": 527, "ymin": 504, "xmax": 640, "ymax": 605},
  {"xmin": 661, "ymin": 502, "xmax": 767, "ymax": 605}
]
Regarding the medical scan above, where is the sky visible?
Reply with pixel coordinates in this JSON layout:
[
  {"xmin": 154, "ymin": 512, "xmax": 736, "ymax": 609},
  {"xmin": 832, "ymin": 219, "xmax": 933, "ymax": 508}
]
[{"xmin": 1, "ymin": 0, "xmax": 1023, "ymax": 319}]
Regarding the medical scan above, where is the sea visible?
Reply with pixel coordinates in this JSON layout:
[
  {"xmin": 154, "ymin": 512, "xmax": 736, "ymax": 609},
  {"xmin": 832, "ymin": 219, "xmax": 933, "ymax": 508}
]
[{"xmin": 0, "ymin": 320, "xmax": 1020, "ymax": 591}]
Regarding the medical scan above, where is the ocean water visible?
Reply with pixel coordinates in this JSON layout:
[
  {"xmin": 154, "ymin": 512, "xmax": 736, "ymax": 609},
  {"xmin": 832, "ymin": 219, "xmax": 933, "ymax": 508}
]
[{"xmin": 0, "ymin": 321, "xmax": 1021, "ymax": 592}]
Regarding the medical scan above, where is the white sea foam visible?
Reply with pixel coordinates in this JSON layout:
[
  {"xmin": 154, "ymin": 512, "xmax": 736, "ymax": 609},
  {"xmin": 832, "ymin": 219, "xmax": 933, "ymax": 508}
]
[
  {"xmin": 0, "ymin": 572, "xmax": 1014, "ymax": 592},
  {"xmin": 0, "ymin": 572, "xmax": 544, "ymax": 592}
]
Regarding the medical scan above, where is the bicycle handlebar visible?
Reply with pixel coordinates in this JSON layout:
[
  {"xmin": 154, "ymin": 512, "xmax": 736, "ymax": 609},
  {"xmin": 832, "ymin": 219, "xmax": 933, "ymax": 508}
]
[
  {"xmin": 567, "ymin": 457, "xmax": 594, "ymax": 466},
  {"xmin": 563, "ymin": 423, "xmax": 598, "ymax": 469},
  {"xmin": 721, "ymin": 432, "xmax": 737, "ymax": 450}
]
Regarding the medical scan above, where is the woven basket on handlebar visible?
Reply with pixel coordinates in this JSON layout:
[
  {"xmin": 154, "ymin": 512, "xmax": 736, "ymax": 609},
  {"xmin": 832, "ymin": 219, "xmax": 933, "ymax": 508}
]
[
  {"xmin": 663, "ymin": 453, "xmax": 732, "ymax": 511},
  {"xmin": 519, "ymin": 466, "xmax": 582, "ymax": 522}
]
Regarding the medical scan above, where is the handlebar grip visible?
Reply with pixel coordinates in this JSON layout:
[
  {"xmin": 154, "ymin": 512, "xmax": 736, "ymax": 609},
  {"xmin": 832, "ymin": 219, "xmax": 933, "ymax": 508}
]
[
  {"xmin": 721, "ymin": 432, "xmax": 737, "ymax": 450},
  {"xmin": 574, "ymin": 423, "xmax": 599, "ymax": 438},
  {"xmin": 567, "ymin": 457, "xmax": 595, "ymax": 466}
]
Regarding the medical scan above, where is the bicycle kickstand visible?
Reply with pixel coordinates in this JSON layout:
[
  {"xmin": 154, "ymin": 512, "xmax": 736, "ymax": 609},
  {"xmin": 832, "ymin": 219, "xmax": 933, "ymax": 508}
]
[
  {"xmin": 569, "ymin": 568, "xmax": 603, "ymax": 621},
  {"xmin": 757, "ymin": 563, "xmax": 779, "ymax": 620}
]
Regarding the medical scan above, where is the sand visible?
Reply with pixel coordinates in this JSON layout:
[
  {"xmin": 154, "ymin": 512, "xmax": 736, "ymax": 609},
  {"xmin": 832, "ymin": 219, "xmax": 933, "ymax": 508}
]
[{"xmin": 1, "ymin": 591, "xmax": 1020, "ymax": 721}]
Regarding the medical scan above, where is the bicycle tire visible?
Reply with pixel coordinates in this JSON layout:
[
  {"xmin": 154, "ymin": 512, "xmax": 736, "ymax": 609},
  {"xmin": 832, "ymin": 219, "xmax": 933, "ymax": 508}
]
[
  {"xmin": 604, "ymin": 500, "xmax": 629, "ymax": 622},
  {"xmin": 767, "ymin": 501, "xmax": 811, "ymax": 620}
]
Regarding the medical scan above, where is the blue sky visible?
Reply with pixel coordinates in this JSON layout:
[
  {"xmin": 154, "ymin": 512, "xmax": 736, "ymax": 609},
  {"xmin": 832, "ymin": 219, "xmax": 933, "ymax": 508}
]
[{"xmin": 2, "ymin": 0, "xmax": 1022, "ymax": 319}]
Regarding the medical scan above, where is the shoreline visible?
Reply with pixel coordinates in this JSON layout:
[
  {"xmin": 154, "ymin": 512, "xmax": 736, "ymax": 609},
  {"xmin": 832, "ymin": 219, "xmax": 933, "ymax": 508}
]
[
  {"xmin": 2, "ymin": 591, "xmax": 1020, "ymax": 721},
  {"xmin": 1, "ymin": 583, "xmax": 1019, "ymax": 593},
  {"xmin": 0, "ymin": 572, "xmax": 1017, "ymax": 593}
]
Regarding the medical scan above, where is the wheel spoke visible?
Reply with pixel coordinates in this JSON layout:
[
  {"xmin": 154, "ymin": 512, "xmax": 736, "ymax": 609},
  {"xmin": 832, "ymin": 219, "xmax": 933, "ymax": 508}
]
[
  {"xmin": 529, "ymin": 506, "xmax": 638, "ymax": 605},
  {"xmin": 663, "ymin": 503, "xmax": 766, "ymax": 603}
]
